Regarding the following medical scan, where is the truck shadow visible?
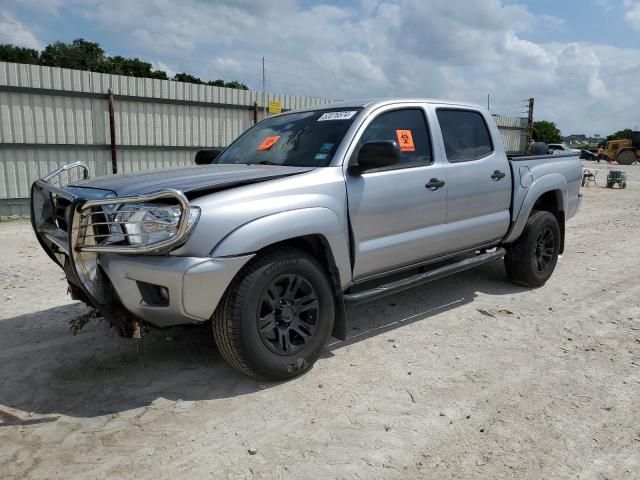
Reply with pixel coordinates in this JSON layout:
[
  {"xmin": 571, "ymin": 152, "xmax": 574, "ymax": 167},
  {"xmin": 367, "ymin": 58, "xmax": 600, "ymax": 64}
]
[{"xmin": 0, "ymin": 261, "xmax": 526, "ymax": 420}]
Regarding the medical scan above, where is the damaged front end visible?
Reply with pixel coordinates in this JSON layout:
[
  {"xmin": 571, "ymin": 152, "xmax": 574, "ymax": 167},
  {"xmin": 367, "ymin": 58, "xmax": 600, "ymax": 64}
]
[{"xmin": 31, "ymin": 163, "xmax": 199, "ymax": 338}]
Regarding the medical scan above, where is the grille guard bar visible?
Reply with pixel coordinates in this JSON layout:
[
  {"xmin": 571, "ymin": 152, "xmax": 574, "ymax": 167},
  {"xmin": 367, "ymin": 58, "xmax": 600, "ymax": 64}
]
[
  {"xmin": 32, "ymin": 162, "xmax": 194, "ymax": 256},
  {"xmin": 31, "ymin": 163, "xmax": 194, "ymax": 337},
  {"xmin": 42, "ymin": 161, "xmax": 90, "ymax": 186},
  {"xmin": 75, "ymin": 189, "xmax": 193, "ymax": 254}
]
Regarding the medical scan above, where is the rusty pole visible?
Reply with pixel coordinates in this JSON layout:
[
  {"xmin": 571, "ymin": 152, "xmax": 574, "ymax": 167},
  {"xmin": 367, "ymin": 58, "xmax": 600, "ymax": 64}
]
[
  {"xmin": 525, "ymin": 97, "xmax": 534, "ymax": 153},
  {"xmin": 107, "ymin": 89, "xmax": 117, "ymax": 174}
]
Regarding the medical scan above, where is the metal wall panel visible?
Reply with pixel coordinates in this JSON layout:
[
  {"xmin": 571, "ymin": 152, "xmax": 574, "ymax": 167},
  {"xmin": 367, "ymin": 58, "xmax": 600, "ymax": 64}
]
[
  {"xmin": 0, "ymin": 148, "xmax": 110, "ymax": 200},
  {"xmin": 494, "ymin": 115, "xmax": 528, "ymax": 154},
  {"xmin": 0, "ymin": 61, "xmax": 335, "ymax": 213}
]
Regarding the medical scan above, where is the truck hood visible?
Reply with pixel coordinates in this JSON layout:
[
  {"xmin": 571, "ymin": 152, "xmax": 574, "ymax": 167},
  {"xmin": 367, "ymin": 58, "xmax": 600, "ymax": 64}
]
[{"xmin": 70, "ymin": 164, "xmax": 314, "ymax": 197}]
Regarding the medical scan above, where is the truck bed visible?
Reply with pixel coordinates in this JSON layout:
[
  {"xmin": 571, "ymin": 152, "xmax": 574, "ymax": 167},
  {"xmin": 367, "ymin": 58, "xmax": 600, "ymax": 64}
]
[{"xmin": 506, "ymin": 151, "xmax": 582, "ymax": 243}]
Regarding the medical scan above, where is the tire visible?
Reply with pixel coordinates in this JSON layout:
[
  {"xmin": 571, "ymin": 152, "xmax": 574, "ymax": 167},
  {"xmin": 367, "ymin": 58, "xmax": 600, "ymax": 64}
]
[
  {"xmin": 622, "ymin": 182, "xmax": 627, "ymax": 189},
  {"xmin": 616, "ymin": 149, "xmax": 636, "ymax": 166},
  {"xmin": 212, "ymin": 248, "xmax": 335, "ymax": 380},
  {"xmin": 505, "ymin": 210, "xmax": 561, "ymax": 288}
]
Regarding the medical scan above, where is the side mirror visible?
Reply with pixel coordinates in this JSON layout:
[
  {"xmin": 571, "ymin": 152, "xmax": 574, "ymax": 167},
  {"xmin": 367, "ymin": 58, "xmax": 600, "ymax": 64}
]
[
  {"xmin": 195, "ymin": 148, "xmax": 223, "ymax": 165},
  {"xmin": 350, "ymin": 140, "xmax": 401, "ymax": 174}
]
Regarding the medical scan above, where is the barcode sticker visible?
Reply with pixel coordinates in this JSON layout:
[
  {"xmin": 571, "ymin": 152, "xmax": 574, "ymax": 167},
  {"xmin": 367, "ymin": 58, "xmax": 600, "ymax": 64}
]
[{"xmin": 317, "ymin": 111, "xmax": 358, "ymax": 121}]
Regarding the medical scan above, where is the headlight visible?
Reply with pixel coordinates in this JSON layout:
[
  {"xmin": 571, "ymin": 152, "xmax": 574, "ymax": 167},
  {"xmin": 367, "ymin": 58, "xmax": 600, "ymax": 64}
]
[{"xmin": 114, "ymin": 203, "xmax": 200, "ymax": 245}]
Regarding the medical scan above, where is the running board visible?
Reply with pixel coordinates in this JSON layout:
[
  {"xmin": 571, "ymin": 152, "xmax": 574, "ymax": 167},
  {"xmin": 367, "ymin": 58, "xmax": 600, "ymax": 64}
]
[{"xmin": 343, "ymin": 248, "xmax": 506, "ymax": 305}]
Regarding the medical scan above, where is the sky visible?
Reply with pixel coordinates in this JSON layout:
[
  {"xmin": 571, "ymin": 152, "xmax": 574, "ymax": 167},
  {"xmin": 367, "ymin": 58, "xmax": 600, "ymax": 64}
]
[{"xmin": 1, "ymin": 0, "xmax": 639, "ymax": 136}]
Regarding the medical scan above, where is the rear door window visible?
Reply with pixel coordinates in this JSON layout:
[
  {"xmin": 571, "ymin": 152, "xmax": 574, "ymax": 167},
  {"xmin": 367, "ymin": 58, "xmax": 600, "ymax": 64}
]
[
  {"xmin": 437, "ymin": 109, "xmax": 493, "ymax": 163},
  {"xmin": 359, "ymin": 108, "xmax": 432, "ymax": 167}
]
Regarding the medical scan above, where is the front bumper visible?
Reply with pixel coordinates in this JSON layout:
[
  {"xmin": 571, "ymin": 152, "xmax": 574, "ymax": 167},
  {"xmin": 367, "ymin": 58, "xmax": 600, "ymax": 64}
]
[
  {"xmin": 31, "ymin": 174, "xmax": 253, "ymax": 334},
  {"xmin": 99, "ymin": 253, "xmax": 253, "ymax": 328}
]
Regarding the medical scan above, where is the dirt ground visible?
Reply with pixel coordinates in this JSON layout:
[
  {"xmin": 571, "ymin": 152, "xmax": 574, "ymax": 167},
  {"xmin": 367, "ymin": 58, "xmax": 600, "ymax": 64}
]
[{"xmin": 1, "ymin": 161, "xmax": 639, "ymax": 480}]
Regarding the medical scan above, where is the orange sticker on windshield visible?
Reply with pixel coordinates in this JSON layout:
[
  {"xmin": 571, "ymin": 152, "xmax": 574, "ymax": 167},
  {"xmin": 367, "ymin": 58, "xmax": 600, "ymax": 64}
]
[
  {"xmin": 257, "ymin": 135, "xmax": 281, "ymax": 151},
  {"xmin": 396, "ymin": 130, "xmax": 415, "ymax": 152}
]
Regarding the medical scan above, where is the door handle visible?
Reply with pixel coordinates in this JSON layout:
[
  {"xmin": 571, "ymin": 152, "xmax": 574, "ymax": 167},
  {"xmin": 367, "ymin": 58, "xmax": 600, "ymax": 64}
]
[
  {"xmin": 425, "ymin": 178, "xmax": 445, "ymax": 190},
  {"xmin": 491, "ymin": 170, "xmax": 506, "ymax": 180}
]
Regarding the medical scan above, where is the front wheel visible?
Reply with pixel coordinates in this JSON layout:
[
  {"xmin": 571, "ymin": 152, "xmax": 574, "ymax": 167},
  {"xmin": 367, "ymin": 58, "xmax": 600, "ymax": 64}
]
[
  {"xmin": 505, "ymin": 210, "xmax": 561, "ymax": 288},
  {"xmin": 212, "ymin": 248, "xmax": 334, "ymax": 380}
]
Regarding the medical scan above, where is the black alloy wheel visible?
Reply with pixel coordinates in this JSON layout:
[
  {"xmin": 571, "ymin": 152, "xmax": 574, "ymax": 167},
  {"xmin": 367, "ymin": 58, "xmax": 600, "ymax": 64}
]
[
  {"xmin": 212, "ymin": 248, "xmax": 334, "ymax": 380},
  {"xmin": 532, "ymin": 226, "xmax": 556, "ymax": 274},
  {"xmin": 257, "ymin": 274, "xmax": 320, "ymax": 355}
]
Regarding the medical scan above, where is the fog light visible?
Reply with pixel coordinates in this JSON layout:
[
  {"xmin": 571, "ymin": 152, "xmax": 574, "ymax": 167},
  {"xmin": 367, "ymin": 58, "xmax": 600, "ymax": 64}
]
[
  {"xmin": 137, "ymin": 281, "xmax": 170, "ymax": 306},
  {"xmin": 159, "ymin": 287, "xmax": 169, "ymax": 302}
]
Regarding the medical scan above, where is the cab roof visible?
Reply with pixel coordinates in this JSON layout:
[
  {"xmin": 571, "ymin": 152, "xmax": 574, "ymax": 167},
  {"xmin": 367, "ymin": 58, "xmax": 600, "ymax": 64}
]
[{"xmin": 288, "ymin": 97, "xmax": 485, "ymax": 114}]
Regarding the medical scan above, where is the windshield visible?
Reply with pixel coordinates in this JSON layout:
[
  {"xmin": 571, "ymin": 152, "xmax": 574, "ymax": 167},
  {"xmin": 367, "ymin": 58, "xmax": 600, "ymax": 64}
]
[{"xmin": 216, "ymin": 108, "xmax": 362, "ymax": 167}]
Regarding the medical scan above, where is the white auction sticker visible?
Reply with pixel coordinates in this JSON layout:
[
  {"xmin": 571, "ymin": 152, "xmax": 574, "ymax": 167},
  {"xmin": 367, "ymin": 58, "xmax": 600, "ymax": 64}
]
[{"xmin": 317, "ymin": 111, "xmax": 358, "ymax": 121}]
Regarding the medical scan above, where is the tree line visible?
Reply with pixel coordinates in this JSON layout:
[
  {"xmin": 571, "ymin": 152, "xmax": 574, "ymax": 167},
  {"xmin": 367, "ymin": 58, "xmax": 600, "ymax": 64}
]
[
  {"xmin": 0, "ymin": 38, "xmax": 248, "ymax": 90},
  {"xmin": 533, "ymin": 120, "xmax": 634, "ymax": 147}
]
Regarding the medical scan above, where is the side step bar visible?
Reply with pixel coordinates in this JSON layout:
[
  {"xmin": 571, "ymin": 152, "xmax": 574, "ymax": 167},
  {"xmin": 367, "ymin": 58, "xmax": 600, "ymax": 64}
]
[{"xmin": 343, "ymin": 248, "xmax": 506, "ymax": 305}]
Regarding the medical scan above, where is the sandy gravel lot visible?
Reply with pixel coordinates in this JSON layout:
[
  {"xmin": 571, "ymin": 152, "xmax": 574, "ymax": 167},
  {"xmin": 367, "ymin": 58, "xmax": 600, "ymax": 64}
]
[{"xmin": 1, "ymin": 161, "xmax": 639, "ymax": 479}]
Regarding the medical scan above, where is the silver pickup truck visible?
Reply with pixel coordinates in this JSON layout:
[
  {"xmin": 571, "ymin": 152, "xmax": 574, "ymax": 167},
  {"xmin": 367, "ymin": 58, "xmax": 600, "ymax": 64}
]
[{"xmin": 31, "ymin": 98, "xmax": 582, "ymax": 380}]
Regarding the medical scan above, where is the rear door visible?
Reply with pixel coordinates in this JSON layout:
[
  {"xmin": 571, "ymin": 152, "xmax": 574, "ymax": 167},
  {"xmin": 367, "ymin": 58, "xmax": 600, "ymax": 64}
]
[
  {"xmin": 434, "ymin": 108, "xmax": 512, "ymax": 252},
  {"xmin": 345, "ymin": 105, "xmax": 448, "ymax": 279}
]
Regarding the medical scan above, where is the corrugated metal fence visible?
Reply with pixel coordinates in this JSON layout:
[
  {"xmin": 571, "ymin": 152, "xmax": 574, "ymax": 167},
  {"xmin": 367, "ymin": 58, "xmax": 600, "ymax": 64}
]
[
  {"xmin": 493, "ymin": 114, "xmax": 529, "ymax": 155},
  {"xmin": 0, "ymin": 61, "xmax": 529, "ymax": 217},
  {"xmin": 0, "ymin": 61, "xmax": 333, "ymax": 216}
]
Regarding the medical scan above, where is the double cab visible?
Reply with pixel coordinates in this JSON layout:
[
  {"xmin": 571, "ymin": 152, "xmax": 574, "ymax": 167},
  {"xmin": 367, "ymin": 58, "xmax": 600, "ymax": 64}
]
[{"xmin": 31, "ymin": 98, "xmax": 582, "ymax": 380}]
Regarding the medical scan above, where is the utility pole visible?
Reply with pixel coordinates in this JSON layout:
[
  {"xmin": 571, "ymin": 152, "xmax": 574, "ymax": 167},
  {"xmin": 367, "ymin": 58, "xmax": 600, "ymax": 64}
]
[
  {"xmin": 262, "ymin": 57, "xmax": 266, "ymax": 118},
  {"xmin": 107, "ymin": 89, "xmax": 117, "ymax": 174},
  {"xmin": 525, "ymin": 97, "xmax": 535, "ymax": 152},
  {"xmin": 487, "ymin": 94, "xmax": 490, "ymax": 112}
]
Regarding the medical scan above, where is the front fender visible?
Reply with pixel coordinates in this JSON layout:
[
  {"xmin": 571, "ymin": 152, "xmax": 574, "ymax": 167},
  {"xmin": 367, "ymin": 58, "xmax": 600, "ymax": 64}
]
[
  {"xmin": 504, "ymin": 174, "xmax": 567, "ymax": 244},
  {"xmin": 210, "ymin": 207, "xmax": 352, "ymax": 288}
]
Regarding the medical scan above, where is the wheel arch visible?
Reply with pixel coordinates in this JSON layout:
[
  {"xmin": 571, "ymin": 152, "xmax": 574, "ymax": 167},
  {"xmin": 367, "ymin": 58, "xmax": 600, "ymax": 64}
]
[
  {"xmin": 505, "ymin": 175, "xmax": 567, "ymax": 252},
  {"xmin": 210, "ymin": 208, "xmax": 351, "ymax": 340}
]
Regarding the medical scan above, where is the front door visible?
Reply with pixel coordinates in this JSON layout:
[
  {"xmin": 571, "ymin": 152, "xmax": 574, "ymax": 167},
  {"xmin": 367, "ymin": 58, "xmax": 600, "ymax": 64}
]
[{"xmin": 345, "ymin": 106, "xmax": 448, "ymax": 280}]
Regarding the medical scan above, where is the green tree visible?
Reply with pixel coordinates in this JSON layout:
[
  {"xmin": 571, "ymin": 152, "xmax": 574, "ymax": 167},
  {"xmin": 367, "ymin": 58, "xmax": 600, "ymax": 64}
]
[
  {"xmin": 0, "ymin": 38, "xmax": 250, "ymax": 90},
  {"xmin": 40, "ymin": 38, "xmax": 106, "ymax": 71},
  {"xmin": 532, "ymin": 120, "xmax": 562, "ymax": 144},
  {"xmin": 606, "ymin": 129, "xmax": 632, "ymax": 142},
  {"xmin": 0, "ymin": 44, "xmax": 39, "ymax": 64},
  {"xmin": 173, "ymin": 72, "xmax": 204, "ymax": 84},
  {"xmin": 207, "ymin": 79, "xmax": 226, "ymax": 87},
  {"xmin": 223, "ymin": 80, "xmax": 248, "ymax": 90},
  {"xmin": 103, "ymin": 56, "xmax": 167, "ymax": 79}
]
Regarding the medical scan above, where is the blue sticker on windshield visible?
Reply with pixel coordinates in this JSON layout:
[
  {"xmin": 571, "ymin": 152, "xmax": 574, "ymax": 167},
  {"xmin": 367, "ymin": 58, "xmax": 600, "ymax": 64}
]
[
  {"xmin": 282, "ymin": 123, "xmax": 294, "ymax": 130},
  {"xmin": 314, "ymin": 153, "xmax": 328, "ymax": 161},
  {"xmin": 320, "ymin": 143, "xmax": 333, "ymax": 153}
]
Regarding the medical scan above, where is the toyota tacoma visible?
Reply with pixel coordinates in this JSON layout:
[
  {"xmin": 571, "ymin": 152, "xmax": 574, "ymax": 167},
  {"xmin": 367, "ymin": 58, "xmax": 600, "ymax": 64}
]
[{"xmin": 31, "ymin": 98, "xmax": 582, "ymax": 380}]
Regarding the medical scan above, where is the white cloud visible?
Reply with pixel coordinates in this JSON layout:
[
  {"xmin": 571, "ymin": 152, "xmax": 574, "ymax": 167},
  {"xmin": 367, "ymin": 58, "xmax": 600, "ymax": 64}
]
[
  {"xmin": 0, "ymin": 10, "xmax": 42, "ymax": 49},
  {"xmin": 151, "ymin": 60, "xmax": 176, "ymax": 78},
  {"xmin": 625, "ymin": 0, "xmax": 640, "ymax": 30},
  {"xmin": 7, "ymin": 0, "xmax": 640, "ymax": 134},
  {"xmin": 14, "ymin": 0, "xmax": 63, "ymax": 15}
]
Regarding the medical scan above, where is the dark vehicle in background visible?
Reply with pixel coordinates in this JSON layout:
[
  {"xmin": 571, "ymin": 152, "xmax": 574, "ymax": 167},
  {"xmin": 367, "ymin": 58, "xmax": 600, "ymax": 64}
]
[{"xmin": 580, "ymin": 149, "xmax": 598, "ymax": 161}]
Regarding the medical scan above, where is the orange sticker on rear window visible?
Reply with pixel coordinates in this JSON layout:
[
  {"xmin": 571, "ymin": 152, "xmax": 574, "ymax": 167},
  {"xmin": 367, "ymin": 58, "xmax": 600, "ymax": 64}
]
[
  {"xmin": 396, "ymin": 130, "xmax": 415, "ymax": 152},
  {"xmin": 257, "ymin": 135, "xmax": 281, "ymax": 151}
]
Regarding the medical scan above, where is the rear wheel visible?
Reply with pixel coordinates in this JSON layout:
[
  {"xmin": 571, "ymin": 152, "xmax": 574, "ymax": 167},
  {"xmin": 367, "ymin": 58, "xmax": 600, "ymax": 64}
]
[
  {"xmin": 505, "ymin": 210, "xmax": 561, "ymax": 288},
  {"xmin": 212, "ymin": 248, "xmax": 334, "ymax": 380}
]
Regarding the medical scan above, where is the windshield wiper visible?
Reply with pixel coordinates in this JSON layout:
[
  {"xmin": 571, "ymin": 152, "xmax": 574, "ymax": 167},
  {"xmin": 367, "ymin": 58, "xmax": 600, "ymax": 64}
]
[{"xmin": 256, "ymin": 160, "xmax": 281, "ymax": 166}]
